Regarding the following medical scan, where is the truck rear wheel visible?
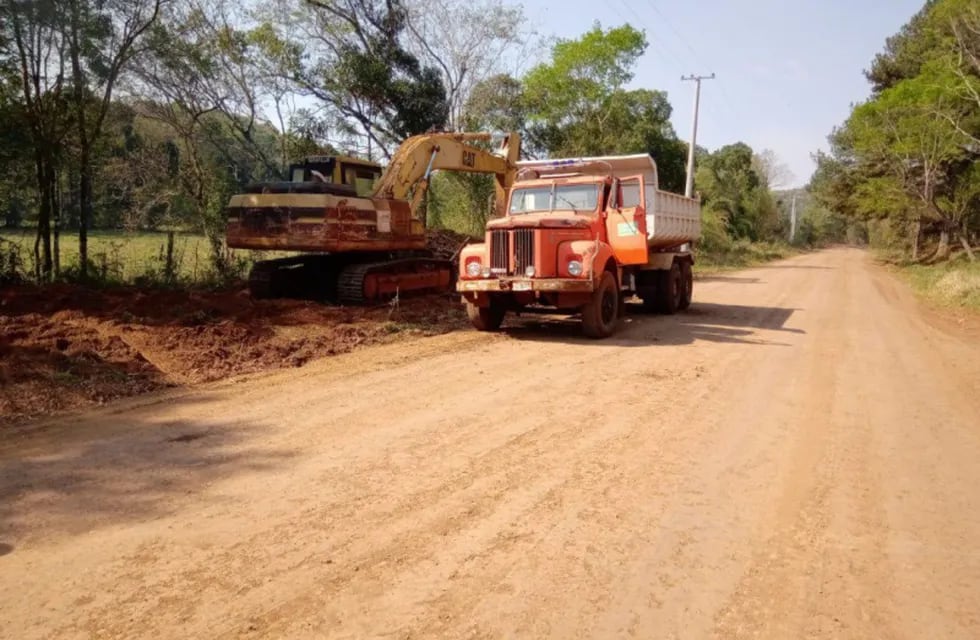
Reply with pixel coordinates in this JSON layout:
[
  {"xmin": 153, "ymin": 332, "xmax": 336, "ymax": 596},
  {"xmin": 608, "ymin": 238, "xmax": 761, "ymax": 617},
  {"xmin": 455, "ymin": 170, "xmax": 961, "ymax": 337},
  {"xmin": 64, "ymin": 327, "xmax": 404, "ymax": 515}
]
[
  {"xmin": 679, "ymin": 261, "xmax": 693, "ymax": 310},
  {"xmin": 465, "ymin": 299, "xmax": 506, "ymax": 331},
  {"xmin": 582, "ymin": 271, "xmax": 620, "ymax": 339},
  {"xmin": 656, "ymin": 263, "xmax": 683, "ymax": 315}
]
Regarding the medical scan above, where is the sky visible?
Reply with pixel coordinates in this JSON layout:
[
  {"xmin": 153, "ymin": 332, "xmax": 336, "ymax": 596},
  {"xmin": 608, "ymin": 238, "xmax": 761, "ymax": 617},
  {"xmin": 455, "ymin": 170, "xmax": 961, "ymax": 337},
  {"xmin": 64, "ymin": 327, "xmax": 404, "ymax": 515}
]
[{"xmin": 520, "ymin": 0, "xmax": 925, "ymax": 188}]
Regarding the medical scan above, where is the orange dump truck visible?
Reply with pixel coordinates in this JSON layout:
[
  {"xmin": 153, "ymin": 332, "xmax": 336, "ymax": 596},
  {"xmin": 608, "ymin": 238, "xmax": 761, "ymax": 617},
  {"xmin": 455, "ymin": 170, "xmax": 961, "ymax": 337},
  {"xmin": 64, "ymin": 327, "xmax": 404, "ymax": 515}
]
[{"xmin": 457, "ymin": 155, "xmax": 702, "ymax": 338}]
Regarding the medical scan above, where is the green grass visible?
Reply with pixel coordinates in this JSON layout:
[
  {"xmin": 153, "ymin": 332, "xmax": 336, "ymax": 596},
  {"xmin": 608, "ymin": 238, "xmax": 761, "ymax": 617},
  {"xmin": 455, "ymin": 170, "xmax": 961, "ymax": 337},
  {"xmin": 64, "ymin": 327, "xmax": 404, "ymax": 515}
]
[
  {"xmin": 0, "ymin": 228, "xmax": 282, "ymax": 285},
  {"xmin": 1, "ymin": 226, "xmax": 804, "ymax": 287},
  {"xmin": 900, "ymin": 257, "xmax": 980, "ymax": 311}
]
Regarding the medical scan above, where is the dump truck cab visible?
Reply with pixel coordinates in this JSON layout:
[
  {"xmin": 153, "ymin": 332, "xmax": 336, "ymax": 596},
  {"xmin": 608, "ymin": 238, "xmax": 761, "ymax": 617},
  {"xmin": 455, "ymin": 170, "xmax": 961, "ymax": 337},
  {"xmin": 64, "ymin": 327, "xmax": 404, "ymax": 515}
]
[{"xmin": 457, "ymin": 155, "xmax": 702, "ymax": 338}]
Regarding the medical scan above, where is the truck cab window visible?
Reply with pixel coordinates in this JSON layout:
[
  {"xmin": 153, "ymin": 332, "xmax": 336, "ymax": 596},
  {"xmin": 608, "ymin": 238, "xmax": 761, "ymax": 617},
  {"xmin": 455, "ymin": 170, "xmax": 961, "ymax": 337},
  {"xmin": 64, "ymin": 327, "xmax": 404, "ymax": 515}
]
[
  {"xmin": 510, "ymin": 187, "xmax": 552, "ymax": 213},
  {"xmin": 621, "ymin": 183, "xmax": 642, "ymax": 207}
]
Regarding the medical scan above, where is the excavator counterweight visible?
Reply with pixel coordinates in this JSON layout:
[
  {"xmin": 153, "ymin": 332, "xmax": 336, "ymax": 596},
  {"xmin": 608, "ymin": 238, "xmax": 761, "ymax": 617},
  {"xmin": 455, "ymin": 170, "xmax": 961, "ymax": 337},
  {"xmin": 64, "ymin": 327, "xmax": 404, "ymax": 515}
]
[{"xmin": 225, "ymin": 132, "xmax": 521, "ymax": 303}]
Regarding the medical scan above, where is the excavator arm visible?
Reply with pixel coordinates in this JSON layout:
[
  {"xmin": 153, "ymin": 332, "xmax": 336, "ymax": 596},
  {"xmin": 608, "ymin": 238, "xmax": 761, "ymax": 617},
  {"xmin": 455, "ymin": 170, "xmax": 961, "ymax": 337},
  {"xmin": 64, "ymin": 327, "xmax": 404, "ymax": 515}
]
[{"xmin": 372, "ymin": 132, "xmax": 521, "ymax": 219}]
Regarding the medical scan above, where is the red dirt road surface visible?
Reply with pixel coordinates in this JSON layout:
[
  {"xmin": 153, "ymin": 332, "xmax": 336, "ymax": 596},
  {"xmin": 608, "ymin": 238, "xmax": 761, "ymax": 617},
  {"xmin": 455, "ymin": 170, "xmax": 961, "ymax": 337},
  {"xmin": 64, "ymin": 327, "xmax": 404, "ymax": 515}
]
[{"xmin": 1, "ymin": 248, "xmax": 979, "ymax": 639}]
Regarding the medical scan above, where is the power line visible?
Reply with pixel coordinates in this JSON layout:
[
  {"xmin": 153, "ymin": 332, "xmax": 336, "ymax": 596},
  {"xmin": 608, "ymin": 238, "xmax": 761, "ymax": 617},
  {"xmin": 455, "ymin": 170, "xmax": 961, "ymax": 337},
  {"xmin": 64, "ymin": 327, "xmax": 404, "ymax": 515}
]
[
  {"xmin": 641, "ymin": 0, "xmax": 704, "ymax": 66},
  {"xmin": 638, "ymin": 1, "xmax": 743, "ymax": 126},
  {"xmin": 618, "ymin": 0, "xmax": 687, "ymax": 70}
]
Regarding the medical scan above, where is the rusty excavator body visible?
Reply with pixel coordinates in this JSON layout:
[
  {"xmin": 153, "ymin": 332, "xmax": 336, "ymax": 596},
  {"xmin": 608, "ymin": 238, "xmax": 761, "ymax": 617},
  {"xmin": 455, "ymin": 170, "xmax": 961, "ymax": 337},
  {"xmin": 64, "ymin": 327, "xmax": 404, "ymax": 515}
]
[{"xmin": 225, "ymin": 132, "xmax": 521, "ymax": 303}]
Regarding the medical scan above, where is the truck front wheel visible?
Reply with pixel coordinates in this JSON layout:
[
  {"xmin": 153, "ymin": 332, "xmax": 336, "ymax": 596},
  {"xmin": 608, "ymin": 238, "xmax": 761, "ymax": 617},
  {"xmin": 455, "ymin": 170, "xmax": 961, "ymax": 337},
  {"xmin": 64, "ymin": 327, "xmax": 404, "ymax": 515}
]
[
  {"xmin": 465, "ymin": 298, "xmax": 506, "ymax": 331},
  {"xmin": 582, "ymin": 271, "xmax": 620, "ymax": 339}
]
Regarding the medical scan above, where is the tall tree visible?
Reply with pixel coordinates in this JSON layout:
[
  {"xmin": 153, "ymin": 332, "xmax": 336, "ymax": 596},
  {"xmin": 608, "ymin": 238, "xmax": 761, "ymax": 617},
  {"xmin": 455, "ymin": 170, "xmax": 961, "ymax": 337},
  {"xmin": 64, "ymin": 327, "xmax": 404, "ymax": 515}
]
[
  {"xmin": 866, "ymin": 0, "xmax": 942, "ymax": 93},
  {"xmin": 401, "ymin": 0, "xmax": 529, "ymax": 131},
  {"xmin": 695, "ymin": 142, "xmax": 776, "ymax": 241},
  {"xmin": 271, "ymin": 0, "xmax": 449, "ymax": 157},
  {"xmin": 522, "ymin": 23, "xmax": 646, "ymax": 155},
  {"xmin": 848, "ymin": 66, "xmax": 976, "ymax": 259},
  {"xmin": 133, "ymin": 0, "xmax": 284, "ymax": 272},
  {"xmin": 1, "ymin": 0, "xmax": 72, "ymax": 279},
  {"xmin": 64, "ymin": 0, "xmax": 164, "ymax": 278}
]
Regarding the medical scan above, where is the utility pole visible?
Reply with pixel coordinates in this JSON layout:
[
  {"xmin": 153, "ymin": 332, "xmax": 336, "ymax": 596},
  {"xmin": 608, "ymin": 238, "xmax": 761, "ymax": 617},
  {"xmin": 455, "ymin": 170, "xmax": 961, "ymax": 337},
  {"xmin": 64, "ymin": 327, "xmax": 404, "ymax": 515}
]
[
  {"xmin": 681, "ymin": 73, "xmax": 715, "ymax": 198},
  {"xmin": 789, "ymin": 192, "xmax": 798, "ymax": 243}
]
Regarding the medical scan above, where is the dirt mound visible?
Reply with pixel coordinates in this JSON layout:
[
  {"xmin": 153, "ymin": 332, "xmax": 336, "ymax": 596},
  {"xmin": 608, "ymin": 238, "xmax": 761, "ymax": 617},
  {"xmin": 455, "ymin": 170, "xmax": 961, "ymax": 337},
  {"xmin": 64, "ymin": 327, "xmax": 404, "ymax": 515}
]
[
  {"xmin": 0, "ymin": 312, "xmax": 161, "ymax": 419},
  {"xmin": 1, "ymin": 284, "xmax": 466, "ymax": 424}
]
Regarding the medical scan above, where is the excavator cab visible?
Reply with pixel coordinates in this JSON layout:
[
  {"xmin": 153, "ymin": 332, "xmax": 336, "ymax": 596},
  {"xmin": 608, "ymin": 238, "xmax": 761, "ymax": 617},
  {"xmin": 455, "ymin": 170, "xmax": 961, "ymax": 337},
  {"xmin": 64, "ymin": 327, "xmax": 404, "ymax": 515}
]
[
  {"xmin": 287, "ymin": 155, "xmax": 383, "ymax": 197},
  {"xmin": 244, "ymin": 155, "xmax": 383, "ymax": 198}
]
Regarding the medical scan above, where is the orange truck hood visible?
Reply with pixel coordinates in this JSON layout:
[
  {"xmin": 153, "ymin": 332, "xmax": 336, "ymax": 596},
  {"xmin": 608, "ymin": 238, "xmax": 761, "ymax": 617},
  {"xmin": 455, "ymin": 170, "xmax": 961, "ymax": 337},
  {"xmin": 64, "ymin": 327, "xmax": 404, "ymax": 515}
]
[{"xmin": 486, "ymin": 213, "xmax": 593, "ymax": 229}]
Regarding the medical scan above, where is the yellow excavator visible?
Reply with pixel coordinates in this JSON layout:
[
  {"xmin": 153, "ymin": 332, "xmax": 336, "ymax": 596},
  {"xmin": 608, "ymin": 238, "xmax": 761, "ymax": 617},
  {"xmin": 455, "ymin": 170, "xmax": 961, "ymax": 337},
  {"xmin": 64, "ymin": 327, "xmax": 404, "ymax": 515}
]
[{"xmin": 225, "ymin": 131, "xmax": 520, "ymax": 302}]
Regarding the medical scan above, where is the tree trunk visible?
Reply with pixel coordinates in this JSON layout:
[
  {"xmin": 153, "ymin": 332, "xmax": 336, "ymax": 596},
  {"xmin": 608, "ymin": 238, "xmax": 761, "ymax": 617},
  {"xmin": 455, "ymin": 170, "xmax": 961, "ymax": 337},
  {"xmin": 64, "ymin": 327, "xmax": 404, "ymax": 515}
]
[
  {"xmin": 937, "ymin": 225, "xmax": 951, "ymax": 261},
  {"xmin": 34, "ymin": 152, "xmax": 54, "ymax": 281},
  {"xmin": 53, "ymin": 206, "xmax": 60, "ymax": 279},
  {"xmin": 79, "ymin": 143, "xmax": 92, "ymax": 279},
  {"xmin": 911, "ymin": 218, "xmax": 921, "ymax": 262},
  {"xmin": 962, "ymin": 220, "xmax": 977, "ymax": 262}
]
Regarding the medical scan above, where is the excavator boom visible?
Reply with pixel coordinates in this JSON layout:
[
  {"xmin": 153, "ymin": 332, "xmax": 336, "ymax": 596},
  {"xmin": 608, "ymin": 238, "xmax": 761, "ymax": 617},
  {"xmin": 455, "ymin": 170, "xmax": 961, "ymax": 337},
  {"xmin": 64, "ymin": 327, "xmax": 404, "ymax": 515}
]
[{"xmin": 373, "ymin": 132, "xmax": 520, "ymax": 218}]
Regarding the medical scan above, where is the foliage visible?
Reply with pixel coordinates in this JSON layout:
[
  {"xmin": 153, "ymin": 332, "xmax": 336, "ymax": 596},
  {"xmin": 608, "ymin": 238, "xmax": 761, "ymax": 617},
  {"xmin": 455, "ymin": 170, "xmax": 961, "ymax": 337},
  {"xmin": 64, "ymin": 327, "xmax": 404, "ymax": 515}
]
[
  {"xmin": 266, "ymin": 0, "xmax": 450, "ymax": 156},
  {"xmin": 814, "ymin": 0, "xmax": 980, "ymax": 263},
  {"xmin": 695, "ymin": 142, "xmax": 777, "ymax": 241}
]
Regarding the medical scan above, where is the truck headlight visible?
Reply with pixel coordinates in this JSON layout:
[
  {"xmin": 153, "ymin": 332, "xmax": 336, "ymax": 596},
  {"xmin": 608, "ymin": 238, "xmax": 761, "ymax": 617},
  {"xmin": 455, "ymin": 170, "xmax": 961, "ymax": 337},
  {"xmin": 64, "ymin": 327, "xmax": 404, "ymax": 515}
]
[
  {"xmin": 525, "ymin": 266, "xmax": 536, "ymax": 277},
  {"xmin": 466, "ymin": 260, "xmax": 482, "ymax": 278},
  {"xmin": 567, "ymin": 260, "xmax": 584, "ymax": 277}
]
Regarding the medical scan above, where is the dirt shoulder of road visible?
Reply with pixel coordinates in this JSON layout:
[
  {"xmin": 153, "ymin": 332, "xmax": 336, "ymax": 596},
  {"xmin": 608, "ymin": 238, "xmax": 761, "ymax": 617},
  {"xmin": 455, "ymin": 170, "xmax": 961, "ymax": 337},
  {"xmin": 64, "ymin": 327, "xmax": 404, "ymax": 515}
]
[
  {"xmin": 5, "ymin": 248, "xmax": 977, "ymax": 428},
  {"xmin": 0, "ymin": 285, "xmax": 467, "ymax": 425},
  {"xmin": 0, "ymin": 229, "xmax": 477, "ymax": 425}
]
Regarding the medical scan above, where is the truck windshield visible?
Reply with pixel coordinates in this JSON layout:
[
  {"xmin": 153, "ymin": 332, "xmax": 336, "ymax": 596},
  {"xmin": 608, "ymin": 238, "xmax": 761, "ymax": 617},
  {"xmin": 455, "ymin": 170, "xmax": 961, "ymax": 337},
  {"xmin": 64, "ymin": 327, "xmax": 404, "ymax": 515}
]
[{"xmin": 509, "ymin": 184, "xmax": 599, "ymax": 214}]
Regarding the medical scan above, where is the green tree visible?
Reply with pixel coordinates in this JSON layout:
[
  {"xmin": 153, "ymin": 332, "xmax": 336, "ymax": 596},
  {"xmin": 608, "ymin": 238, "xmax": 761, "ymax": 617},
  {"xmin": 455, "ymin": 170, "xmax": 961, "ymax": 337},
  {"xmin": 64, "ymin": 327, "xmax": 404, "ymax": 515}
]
[
  {"xmin": 64, "ymin": 0, "xmax": 164, "ymax": 278},
  {"xmin": 866, "ymin": 0, "xmax": 942, "ymax": 93},
  {"xmin": 695, "ymin": 142, "xmax": 772, "ymax": 241},
  {"xmin": 0, "ymin": 0, "xmax": 73, "ymax": 279},
  {"xmin": 848, "ymin": 65, "xmax": 975, "ymax": 259},
  {"xmin": 520, "ymin": 23, "xmax": 686, "ymax": 187},
  {"xmin": 276, "ymin": 0, "xmax": 449, "ymax": 156},
  {"xmin": 522, "ymin": 23, "xmax": 646, "ymax": 156}
]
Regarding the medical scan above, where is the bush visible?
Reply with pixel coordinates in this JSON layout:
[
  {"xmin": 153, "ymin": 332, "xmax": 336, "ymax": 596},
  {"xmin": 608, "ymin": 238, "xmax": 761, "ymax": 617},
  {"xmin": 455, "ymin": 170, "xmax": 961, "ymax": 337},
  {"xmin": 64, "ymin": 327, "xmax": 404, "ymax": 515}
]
[{"xmin": 0, "ymin": 237, "xmax": 27, "ymax": 284}]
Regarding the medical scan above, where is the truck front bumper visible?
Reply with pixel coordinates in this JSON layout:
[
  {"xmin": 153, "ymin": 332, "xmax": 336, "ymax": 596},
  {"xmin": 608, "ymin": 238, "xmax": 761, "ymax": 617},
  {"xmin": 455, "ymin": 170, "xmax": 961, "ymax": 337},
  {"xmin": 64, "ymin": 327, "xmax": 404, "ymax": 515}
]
[{"xmin": 457, "ymin": 278, "xmax": 595, "ymax": 293}]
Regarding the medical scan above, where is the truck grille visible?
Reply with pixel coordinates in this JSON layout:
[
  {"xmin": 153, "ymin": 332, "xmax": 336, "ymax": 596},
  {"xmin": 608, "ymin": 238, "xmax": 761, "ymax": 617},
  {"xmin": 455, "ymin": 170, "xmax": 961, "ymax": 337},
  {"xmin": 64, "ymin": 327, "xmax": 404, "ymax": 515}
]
[
  {"xmin": 514, "ymin": 229, "xmax": 534, "ymax": 274},
  {"xmin": 490, "ymin": 230, "xmax": 509, "ymax": 272},
  {"xmin": 488, "ymin": 229, "xmax": 535, "ymax": 275}
]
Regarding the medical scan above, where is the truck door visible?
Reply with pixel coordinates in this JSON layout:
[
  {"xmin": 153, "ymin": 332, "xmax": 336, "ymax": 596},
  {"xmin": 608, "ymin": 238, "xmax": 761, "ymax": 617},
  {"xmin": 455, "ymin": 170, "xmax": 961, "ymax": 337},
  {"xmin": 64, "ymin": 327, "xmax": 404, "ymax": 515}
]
[{"xmin": 605, "ymin": 175, "xmax": 649, "ymax": 265}]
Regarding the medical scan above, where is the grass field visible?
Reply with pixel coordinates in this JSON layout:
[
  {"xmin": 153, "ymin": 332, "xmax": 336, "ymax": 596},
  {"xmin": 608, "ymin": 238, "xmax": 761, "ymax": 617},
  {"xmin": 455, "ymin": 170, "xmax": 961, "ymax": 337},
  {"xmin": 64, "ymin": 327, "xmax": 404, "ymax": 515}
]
[
  {"xmin": 0, "ymin": 228, "xmax": 282, "ymax": 284},
  {"xmin": 901, "ymin": 256, "xmax": 980, "ymax": 311},
  {"xmin": 1, "ymin": 226, "xmax": 802, "ymax": 287}
]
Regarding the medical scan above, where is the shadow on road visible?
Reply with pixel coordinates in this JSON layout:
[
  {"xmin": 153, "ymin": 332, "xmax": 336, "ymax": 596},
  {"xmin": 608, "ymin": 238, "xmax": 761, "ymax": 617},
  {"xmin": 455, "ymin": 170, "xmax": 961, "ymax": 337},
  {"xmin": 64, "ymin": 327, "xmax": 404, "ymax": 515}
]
[
  {"xmin": 503, "ymin": 301, "xmax": 803, "ymax": 348},
  {"xmin": 0, "ymin": 395, "xmax": 298, "ymax": 546}
]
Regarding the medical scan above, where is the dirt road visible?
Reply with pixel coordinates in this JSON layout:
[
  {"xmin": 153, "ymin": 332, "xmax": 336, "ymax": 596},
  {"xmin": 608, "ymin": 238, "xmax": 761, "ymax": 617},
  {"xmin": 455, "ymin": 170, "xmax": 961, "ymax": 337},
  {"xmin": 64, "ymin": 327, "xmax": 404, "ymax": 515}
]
[{"xmin": 2, "ymin": 248, "xmax": 979, "ymax": 639}]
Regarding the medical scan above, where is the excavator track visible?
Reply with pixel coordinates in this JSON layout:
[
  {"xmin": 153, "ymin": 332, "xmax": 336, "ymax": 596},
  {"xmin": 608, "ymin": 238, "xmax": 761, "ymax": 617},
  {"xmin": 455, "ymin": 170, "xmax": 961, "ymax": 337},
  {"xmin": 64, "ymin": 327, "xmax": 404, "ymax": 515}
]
[
  {"xmin": 337, "ymin": 258, "xmax": 454, "ymax": 305},
  {"xmin": 247, "ymin": 256, "xmax": 313, "ymax": 300}
]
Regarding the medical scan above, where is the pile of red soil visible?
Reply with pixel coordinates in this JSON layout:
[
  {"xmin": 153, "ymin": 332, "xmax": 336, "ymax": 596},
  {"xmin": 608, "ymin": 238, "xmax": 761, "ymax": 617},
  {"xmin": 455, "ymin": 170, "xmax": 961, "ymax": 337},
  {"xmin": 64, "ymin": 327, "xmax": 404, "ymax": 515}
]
[{"xmin": 0, "ymin": 284, "xmax": 466, "ymax": 423}]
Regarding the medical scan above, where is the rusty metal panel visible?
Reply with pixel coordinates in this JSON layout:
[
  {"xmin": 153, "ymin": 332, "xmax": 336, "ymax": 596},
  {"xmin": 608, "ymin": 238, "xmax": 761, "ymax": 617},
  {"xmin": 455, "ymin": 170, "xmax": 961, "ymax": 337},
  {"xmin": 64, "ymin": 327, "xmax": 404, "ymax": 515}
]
[
  {"xmin": 514, "ymin": 228, "xmax": 534, "ymax": 274},
  {"xmin": 490, "ymin": 230, "xmax": 509, "ymax": 273}
]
